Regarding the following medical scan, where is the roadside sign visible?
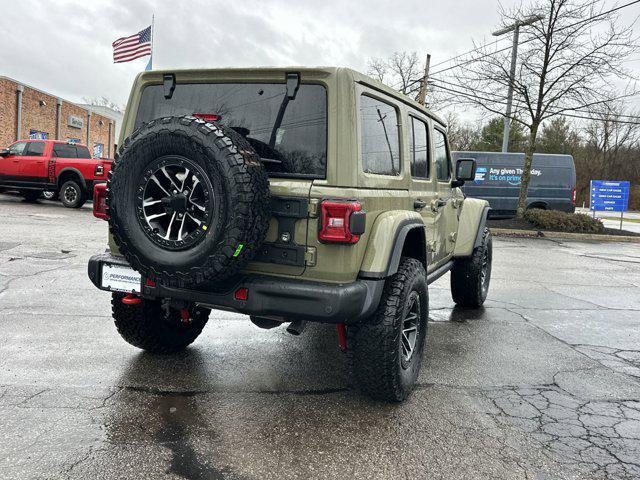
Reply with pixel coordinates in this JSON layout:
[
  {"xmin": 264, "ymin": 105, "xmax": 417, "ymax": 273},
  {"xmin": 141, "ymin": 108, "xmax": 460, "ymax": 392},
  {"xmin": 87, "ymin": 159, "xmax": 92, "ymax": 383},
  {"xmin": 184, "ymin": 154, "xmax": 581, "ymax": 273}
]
[{"xmin": 590, "ymin": 180, "xmax": 630, "ymax": 212}]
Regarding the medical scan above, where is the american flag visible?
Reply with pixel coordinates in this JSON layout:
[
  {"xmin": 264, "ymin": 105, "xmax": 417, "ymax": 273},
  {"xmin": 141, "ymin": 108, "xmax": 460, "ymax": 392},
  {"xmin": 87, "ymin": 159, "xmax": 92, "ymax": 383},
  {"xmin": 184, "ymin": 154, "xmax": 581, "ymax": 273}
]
[{"xmin": 113, "ymin": 26, "xmax": 152, "ymax": 63}]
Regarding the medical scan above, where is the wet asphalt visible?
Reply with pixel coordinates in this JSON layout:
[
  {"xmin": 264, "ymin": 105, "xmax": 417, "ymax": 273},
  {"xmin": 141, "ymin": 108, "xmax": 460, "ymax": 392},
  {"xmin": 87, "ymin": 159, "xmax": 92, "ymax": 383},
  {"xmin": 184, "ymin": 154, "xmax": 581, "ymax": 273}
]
[{"xmin": 0, "ymin": 193, "xmax": 639, "ymax": 480}]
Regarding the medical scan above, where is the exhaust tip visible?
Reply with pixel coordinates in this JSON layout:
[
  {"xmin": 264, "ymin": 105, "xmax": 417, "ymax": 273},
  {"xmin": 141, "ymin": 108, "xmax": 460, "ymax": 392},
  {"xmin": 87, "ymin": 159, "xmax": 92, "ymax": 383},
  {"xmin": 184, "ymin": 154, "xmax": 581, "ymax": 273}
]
[{"xmin": 286, "ymin": 320, "xmax": 307, "ymax": 336}]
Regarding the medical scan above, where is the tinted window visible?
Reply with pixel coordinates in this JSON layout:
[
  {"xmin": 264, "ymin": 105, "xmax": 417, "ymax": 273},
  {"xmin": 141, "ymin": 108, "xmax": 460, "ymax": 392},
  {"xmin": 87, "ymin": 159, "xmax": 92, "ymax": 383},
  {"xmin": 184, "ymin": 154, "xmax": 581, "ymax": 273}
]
[
  {"xmin": 433, "ymin": 129, "xmax": 451, "ymax": 181},
  {"xmin": 360, "ymin": 95, "xmax": 400, "ymax": 176},
  {"xmin": 53, "ymin": 144, "xmax": 78, "ymax": 158},
  {"xmin": 8, "ymin": 142, "xmax": 27, "ymax": 156},
  {"xmin": 136, "ymin": 83, "xmax": 327, "ymax": 178},
  {"xmin": 409, "ymin": 117, "xmax": 429, "ymax": 179},
  {"xmin": 76, "ymin": 146, "xmax": 91, "ymax": 158},
  {"xmin": 25, "ymin": 142, "xmax": 45, "ymax": 156}
]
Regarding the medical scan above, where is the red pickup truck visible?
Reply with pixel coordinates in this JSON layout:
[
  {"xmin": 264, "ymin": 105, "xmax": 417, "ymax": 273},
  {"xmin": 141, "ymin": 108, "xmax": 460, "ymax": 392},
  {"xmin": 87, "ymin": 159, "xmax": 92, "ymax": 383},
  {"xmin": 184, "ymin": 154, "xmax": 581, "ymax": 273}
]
[{"xmin": 0, "ymin": 140, "xmax": 112, "ymax": 208}]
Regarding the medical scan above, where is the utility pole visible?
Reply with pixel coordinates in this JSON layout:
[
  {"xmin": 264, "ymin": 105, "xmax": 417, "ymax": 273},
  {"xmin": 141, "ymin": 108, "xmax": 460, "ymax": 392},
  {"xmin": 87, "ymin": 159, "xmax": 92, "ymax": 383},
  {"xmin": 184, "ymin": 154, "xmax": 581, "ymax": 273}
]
[
  {"xmin": 417, "ymin": 54, "xmax": 431, "ymax": 106},
  {"xmin": 493, "ymin": 14, "xmax": 544, "ymax": 152}
]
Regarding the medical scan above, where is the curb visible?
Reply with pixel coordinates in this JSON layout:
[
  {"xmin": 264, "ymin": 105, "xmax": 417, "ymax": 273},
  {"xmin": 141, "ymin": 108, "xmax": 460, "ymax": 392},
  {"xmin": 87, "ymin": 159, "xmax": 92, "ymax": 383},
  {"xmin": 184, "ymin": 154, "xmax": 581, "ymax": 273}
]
[{"xmin": 490, "ymin": 228, "xmax": 640, "ymax": 243}]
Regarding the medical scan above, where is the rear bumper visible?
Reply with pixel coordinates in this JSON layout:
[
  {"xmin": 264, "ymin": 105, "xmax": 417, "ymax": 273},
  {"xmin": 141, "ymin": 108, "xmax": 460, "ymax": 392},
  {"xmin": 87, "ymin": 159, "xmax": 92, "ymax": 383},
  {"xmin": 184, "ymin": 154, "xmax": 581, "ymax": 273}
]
[{"xmin": 87, "ymin": 253, "xmax": 384, "ymax": 324}]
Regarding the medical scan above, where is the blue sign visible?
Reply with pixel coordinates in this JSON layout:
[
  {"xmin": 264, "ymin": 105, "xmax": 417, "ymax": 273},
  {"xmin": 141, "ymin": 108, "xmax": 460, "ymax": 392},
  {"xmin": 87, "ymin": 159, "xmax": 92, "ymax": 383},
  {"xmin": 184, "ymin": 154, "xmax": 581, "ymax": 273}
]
[
  {"xmin": 590, "ymin": 180, "xmax": 630, "ymax": 212},
  {"xmin": 29, "ymin": 130, "xmax": 48, "ymax": 140}
]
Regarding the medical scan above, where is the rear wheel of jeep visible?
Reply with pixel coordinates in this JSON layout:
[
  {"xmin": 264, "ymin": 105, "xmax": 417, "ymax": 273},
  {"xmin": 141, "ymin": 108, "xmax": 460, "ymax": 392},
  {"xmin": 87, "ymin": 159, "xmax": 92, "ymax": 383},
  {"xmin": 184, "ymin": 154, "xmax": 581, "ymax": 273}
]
[
  {"xmin": 348, "ymin": 257, "xmax": 428, "ymax": 402},
  {"xmin": 59, "ymin": 180, "xmax": 86, "ymax": 208},
  {"xmin": 107, "ymin": 116, "xmax": 270, "ymax": 287},
  {"xmin": 450, "ymin": 227, "xmax": 492, "ymax": 308},
  {"xmin": 111, "ymin": 293, "xmax": 209, "ymax": 354}
]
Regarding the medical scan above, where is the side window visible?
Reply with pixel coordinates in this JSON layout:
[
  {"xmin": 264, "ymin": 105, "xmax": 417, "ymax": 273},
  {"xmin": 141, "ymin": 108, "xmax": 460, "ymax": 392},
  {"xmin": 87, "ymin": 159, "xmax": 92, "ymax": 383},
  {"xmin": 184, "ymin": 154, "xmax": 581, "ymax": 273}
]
[
  {"xmin": 53, "ymin": 144, "xmax": 77, "ymax": 158},
  {"xmin": 409, "ymin": 117, "xmax": 429, "ymax": 179},
  {"xmin": 8, "ymin": 142, "xmax": 27, "ymax": 156},
  {"xmin": 360, "ymin": 95, "xmax": 400, "ymax": 176},
  {"xmin": 433, "ymin": 128, "xmax": 451, "ymax": 182},
  {"xmin": 25, "ymin": 142, "xmax": 45, "ymax": 156}
]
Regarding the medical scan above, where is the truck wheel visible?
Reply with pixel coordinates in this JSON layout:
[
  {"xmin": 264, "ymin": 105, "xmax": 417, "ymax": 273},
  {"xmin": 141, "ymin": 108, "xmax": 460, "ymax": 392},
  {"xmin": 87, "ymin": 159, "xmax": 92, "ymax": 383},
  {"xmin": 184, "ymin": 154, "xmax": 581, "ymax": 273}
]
[
  {"xmin": 19, "ymin": 190, "xmax": 43, "ymax": 202},
  {"xmin": 450, "ymin": 227, "xmax": 492, "ymax": 308},
  {"xmin": 42, "ymin": 190, "xmax": 57, "ymax": 201},
  {"xmin": 107, "ymin": 116, "xmax": 270, "ymax": 287},
  {"xmin": 111, "ymin": 293, "xmax": 209, "ymax": 354},
  {"xmin": 348, "ymin": 257, "xmax": 428, "ymax": 402},
  {"xmin": 59, "ymin": 180, "xmax": 86, "ymax": 208}
]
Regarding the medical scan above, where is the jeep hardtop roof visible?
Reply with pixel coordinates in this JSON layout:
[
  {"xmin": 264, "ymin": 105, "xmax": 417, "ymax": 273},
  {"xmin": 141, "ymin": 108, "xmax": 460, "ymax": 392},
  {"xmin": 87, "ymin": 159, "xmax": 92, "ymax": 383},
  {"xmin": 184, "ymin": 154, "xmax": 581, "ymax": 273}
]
[{"xmin": 125, "ymin": 67, "xmax": 446, "ymax": 134}]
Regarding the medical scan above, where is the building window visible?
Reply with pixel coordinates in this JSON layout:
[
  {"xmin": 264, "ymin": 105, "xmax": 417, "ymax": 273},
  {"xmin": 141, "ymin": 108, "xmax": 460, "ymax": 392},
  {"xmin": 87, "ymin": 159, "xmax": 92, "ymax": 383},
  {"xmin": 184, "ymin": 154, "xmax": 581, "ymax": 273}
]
[
  {"xmin": 360, "ymin": 94, "xmax": 400, "ymax": 176},
  {"xmin": 29, "ymin": 130, "xmax": 48, "ymax": 140},
  {"xmin": 93, "ymin": 143, "xmax": 104, "ymax": 158}
]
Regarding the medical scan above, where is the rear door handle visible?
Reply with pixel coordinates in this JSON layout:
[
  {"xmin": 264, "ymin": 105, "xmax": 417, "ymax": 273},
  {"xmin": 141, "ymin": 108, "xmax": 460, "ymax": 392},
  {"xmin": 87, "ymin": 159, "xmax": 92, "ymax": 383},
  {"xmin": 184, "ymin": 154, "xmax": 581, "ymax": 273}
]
[{"xmin": 414, "ymin": 199, "xmax": 427, "ymax": 210}]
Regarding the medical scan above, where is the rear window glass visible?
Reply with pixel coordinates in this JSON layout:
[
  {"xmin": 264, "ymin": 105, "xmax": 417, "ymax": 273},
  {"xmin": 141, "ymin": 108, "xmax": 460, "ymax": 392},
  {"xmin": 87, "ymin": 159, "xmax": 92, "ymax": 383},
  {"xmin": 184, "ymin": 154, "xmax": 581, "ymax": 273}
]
[
  {"xmin": 360, "ymin": 95, "xmax": 400, "ymax": 176},
  {"xmin": 76, "ymin": 146, "xmax": 91, "ymax": 158},
  {"xmin": 25, "ymin": 142, "xmax": 45, "ymax": 156},
  {"xmin": 135, "ymin": 82, "xmax": 327, "ymax": 178},
  {"xmin": 52, "ymin": 144, "xmax": 90, "ymax": 158}
]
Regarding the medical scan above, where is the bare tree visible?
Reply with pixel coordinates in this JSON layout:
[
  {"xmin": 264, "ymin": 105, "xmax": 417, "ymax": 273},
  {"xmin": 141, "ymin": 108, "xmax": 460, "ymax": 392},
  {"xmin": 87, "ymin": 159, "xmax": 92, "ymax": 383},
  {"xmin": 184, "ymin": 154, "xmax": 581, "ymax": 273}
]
[
  {"xmin": 446, "ymin": 113, "xmax": 481, "ymax": 151},
  {"xmin": 367, "ymin": 57, "xmax": 388, "ymax": 83},
  {"xmin": 450, "ymin": 0, "xmax": 638, "ymax": 216},
  {"xmin": 366, "ymin": 51, "xmax": 423, "ymax": 96}
]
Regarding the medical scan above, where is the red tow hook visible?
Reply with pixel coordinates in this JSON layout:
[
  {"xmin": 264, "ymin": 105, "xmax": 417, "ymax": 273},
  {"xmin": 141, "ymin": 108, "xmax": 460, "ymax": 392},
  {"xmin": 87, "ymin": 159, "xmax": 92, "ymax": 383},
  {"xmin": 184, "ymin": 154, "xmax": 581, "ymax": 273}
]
[
  {"xmin": 336, "ymin": 324, "xmax": 347, "ymax": 351},
  {"xmin": 122, "ymin": 294, "xmax": 142, "ymax": 305},
  {"xmin": 180, "ymin": 308, "xmax": 191, "ymax": 325}
]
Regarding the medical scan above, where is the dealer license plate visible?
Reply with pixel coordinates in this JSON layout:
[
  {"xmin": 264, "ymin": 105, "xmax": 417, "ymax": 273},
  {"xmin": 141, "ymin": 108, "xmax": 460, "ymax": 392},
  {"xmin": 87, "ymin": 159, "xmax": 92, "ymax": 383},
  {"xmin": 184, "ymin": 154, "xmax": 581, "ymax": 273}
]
[{"xmin": 101, "ymin": 263, "xmax": 142, "ymax": 293}]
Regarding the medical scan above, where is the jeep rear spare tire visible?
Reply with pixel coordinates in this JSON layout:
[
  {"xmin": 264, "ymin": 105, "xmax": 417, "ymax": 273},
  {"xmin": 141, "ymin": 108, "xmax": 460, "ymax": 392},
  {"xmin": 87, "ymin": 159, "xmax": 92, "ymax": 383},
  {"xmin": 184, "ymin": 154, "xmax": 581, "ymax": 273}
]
[{"xmin": 107, "ymin": 116, "xmax": 270, "ymax": 286}]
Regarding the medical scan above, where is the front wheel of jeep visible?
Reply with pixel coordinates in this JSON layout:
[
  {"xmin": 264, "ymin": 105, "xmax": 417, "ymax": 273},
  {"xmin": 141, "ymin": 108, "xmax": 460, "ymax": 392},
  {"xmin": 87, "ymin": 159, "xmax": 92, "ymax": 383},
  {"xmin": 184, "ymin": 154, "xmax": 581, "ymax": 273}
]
[
  {"xmin": 348, "ymin": 257, "xmax": 429, "ymax": 402},
  {"xmin": 111, "ymin": 293, "xmax": 209, "ymax": 354},
  {"xmin": 450, "ymin": 227, "xmax": 492, "ymax": 308}
]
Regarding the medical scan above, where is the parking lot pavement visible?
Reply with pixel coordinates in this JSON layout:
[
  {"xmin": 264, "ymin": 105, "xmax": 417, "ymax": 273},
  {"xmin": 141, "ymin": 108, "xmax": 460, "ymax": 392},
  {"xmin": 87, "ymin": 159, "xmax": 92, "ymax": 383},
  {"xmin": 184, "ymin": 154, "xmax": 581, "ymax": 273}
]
[{"xmin": 1, "ymin": 193, "xmax": 639, "ymax": 480}]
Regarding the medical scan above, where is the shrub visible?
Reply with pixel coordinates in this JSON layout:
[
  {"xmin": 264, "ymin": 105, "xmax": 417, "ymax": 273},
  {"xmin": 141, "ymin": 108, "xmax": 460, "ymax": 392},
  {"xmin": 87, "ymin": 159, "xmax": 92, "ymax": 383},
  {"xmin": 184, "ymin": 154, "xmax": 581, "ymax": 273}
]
[{"xmin": 523, "ymin": 209, "xmax": 605, "ymax": 233}]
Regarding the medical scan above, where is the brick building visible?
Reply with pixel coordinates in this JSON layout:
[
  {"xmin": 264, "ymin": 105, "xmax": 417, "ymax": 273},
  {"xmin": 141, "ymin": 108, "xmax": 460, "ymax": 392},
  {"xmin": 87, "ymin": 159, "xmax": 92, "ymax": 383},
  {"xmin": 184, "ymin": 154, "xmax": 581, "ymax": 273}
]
[{"xmin": 0, "ymin": 76, "xmax": 121, "ymax": 158}]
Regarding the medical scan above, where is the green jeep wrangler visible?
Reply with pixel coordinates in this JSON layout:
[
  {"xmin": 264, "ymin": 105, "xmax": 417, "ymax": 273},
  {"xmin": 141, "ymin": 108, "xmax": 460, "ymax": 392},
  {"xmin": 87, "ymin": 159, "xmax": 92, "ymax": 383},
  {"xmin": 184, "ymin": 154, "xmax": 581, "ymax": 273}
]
[{"xmin": 88, "ymin": 67, "xmax": 492, "ymax": 402}]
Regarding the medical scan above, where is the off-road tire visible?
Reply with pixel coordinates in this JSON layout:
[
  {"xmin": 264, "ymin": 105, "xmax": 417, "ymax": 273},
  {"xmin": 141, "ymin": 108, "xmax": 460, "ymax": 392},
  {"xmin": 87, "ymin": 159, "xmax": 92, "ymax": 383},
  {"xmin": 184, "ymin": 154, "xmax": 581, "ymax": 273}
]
[
  {"xmin": 450, "ymin": 227, "xmax": 492, "ymax": 308},
  {"xmin": 59, "ymin": 180, "xmax": 86, "ymax": 208},
  {"xmin": 348, "ymin": 257, "xmax": 429, "ymax": 402},
  {"xmin": 107, "ymin": 116, "xmax": 270, "ymax": 287},
  {"xmin": 111, "ymin": 293, "xmax": 209, "ymax": 354},
  {"xmin": 19, "ymin": 190, "xmax": 43, "ymax": 202}
]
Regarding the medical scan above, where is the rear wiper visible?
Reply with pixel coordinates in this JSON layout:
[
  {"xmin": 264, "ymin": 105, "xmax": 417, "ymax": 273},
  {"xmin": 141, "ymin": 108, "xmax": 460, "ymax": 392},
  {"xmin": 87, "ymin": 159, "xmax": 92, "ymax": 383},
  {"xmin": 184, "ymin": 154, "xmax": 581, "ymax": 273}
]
[{"xmin": 268, "ymin": 73, "xmax": 300, "ymax": 148}]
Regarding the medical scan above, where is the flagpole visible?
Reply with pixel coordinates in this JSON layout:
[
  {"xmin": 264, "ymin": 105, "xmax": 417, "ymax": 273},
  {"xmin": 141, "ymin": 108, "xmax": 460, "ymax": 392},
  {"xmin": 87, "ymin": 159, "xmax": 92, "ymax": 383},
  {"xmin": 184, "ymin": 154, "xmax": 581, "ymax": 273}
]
[
  {"xmin": 151, "ymin": 14, "xmax": 155, "ymax": 68},
  {"xmin": 146, "ymin": 15, "xmax": 154, "ymax": 71}
]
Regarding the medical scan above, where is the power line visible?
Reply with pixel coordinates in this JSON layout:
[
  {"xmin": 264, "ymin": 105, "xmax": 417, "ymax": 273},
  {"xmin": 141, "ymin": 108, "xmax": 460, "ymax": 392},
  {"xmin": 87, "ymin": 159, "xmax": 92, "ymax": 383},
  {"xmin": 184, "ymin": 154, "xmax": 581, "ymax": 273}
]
[
  {"xmin": 428, "ymin": 0, "xmax": 606, "ymax": 71},
  {"xmin": 431, "ymin": 81, "xmax": 640, "ymax": 124},
  {"xmin": 429, "ymin": 0, "xmax": 640, "ymax": 78}
]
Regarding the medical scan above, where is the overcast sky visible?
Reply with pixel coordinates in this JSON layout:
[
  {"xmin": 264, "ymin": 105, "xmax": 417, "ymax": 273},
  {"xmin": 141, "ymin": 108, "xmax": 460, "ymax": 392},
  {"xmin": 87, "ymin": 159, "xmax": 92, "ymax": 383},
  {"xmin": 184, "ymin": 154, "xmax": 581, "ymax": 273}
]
[{"xmin": 1, "ymin": 0, "xmax": 639, "ymax": 113}]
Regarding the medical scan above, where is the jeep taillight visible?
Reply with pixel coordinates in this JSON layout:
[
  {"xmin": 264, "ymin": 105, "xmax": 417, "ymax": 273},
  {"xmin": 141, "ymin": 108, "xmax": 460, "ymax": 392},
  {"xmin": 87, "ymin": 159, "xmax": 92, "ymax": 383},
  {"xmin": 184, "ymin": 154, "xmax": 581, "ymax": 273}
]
[
  {"xmin": 94, "ymin": 163, "xmax": 105, "ymax": 176},
  {"xmin": 571, "ymin": 187, "xmax": 576, "ymax": 206},
  {"xmin": 93, "ymin": 183, "xmax": 109, "ymax": 220},
  {"xmin": 319, "ymin": 200, "xmax": 366, "ymax": 244}
]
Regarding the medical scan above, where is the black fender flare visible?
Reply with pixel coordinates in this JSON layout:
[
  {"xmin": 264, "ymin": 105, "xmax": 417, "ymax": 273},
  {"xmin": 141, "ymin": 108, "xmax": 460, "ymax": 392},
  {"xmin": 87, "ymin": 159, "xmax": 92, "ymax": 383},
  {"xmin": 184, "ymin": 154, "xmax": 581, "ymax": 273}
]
[
  {"xmin": 57, "ymin": 167, "xmax": 86, "ymax": 190},
  {"xmin": 473, "ymin": 206, "xmax": 491, "ymax": 249},
  {"xmin": 359, "ymin": 219, "xmax": 427, "ymax": 280}
]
